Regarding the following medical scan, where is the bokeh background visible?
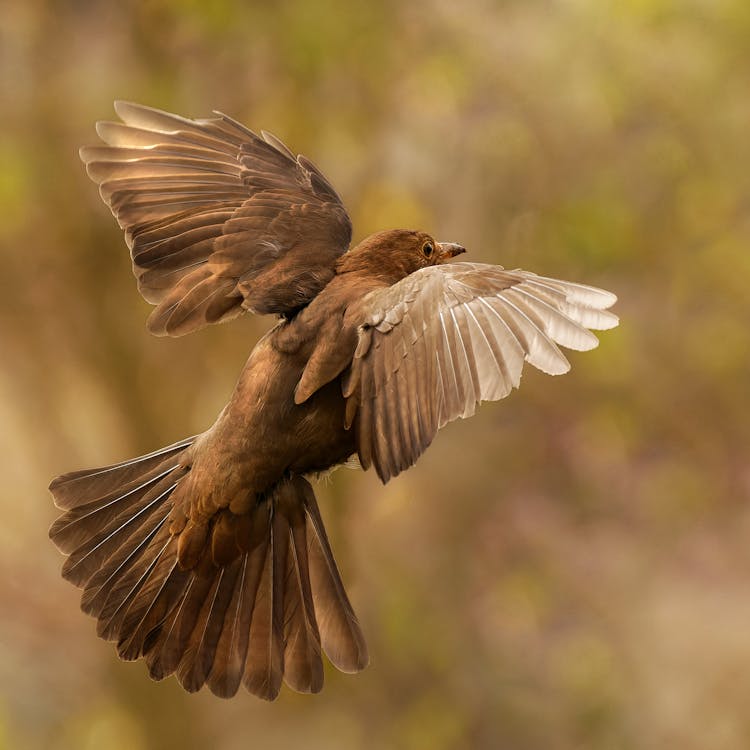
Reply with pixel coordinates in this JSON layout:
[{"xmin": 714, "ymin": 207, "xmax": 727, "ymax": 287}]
[{"xmin": 2, "ymin": 1, "xmax": 749, "ymax": 748}]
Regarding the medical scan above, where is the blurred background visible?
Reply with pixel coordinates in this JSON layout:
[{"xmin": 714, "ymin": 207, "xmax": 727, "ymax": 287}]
[{"xmin": 1, "ymin": 0, "xmax": 749, "ymax": 748}]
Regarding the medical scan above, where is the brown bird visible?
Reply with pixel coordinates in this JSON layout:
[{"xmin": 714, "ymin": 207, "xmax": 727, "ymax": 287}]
[{"xmin": 49, "ymin": 102, "xmax": 618, "ymax": 700}]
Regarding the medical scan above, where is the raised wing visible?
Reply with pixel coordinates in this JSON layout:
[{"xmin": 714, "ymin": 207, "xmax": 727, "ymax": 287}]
[
  {"xmin": 342, "ymin": 262, "xmax": 618, "ymax": 482},
  {"xmin": 80, "ymin": 102, "xmax": 352, "ymax": 336}
]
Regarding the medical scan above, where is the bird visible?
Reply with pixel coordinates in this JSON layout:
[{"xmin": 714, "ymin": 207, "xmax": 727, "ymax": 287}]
[{"xmin": 49, "ymin": 101, "xmax": 618, "ymax": 701}]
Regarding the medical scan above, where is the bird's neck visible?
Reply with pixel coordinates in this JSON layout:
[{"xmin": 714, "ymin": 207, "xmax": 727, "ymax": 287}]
[{"xmin": 335, "ymin": 251, "xmax": 409, "ymax": 285}]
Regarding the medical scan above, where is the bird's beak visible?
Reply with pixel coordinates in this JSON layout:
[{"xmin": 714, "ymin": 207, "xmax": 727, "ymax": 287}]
[{"xmin": 436, "ymin": 242, "xmax": 467, "ymax": 264}]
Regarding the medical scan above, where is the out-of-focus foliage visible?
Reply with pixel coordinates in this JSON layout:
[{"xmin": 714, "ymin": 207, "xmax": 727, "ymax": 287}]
[{"xmin": 1, "ymin": 1, "xmax": 749, "ymax": 748}]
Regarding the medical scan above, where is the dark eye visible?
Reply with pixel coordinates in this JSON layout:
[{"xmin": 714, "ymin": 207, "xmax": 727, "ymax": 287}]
[{"xmin": 422, "ymin": 241, "xmax": 434, "ymax": 258}]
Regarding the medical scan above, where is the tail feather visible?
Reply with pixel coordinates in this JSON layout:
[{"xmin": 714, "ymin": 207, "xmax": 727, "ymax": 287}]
[
  {"xmin": 206, "ymin": 507, "xmax": 268, "ymax": 697},
  {"xmin": 49, "ymin": 441, "xmax": 369, "ymax": 700},
  {"xmin": 146, "ymin": 567, "xmax": 216, "ymax": 680},
  {"xmin": 242, "ymin": 503, "xmax": 285, "ymax": 699},
  {"xmin": 303, "ymin": 485, "xmax": 369, "ymax": 673},
  {"xmin": 81, "ymin": 511, "xmax": 175, "ymax": 616},
  {"xmin": 50, "ymin": 463, "xmax": 178, "ymax": 554},
  {"xmin": 60, "ymin": 474, "xmax": 181, "ymax": 587},
  {"xmin": 117, "ymin": 549, "xmax": 188, "ymax": 661},
  {"xmin": 49, "ymin": 436, "xmax": 195, "ymax": 510},
  {"xmin": 206, "ymin": 553, "xmax": 252, "ymax": 698},
  {"xmin": 97, "ymin": 527, "xmax": 172, "ymax": 641},
  {"xmin": 282, "ymin": 500, "xmax": 324, "ymax": 694},
  {"xmin": 178, "ymin": 556, "xmax": 244, "ymax": 693}
]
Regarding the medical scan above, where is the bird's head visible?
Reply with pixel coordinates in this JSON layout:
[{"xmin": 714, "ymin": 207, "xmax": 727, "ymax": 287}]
[{"xmin": 337, "ymin": 229, "xmax": 466, "ymax": 283}]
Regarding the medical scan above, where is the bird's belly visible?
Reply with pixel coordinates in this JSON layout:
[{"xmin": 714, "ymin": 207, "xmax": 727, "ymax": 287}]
[
  {"xmin": 196, "ymin": 336, "xmax": 355, "ymax": 504},
  {"xmin": 286, "ymin": 380, "xmax": 356, "ymax": 475}
]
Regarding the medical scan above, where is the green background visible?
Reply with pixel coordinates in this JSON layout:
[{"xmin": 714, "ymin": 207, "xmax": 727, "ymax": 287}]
[{"xmin": 1, "ymin": 1, "xmax": 749, "ymax": 748}]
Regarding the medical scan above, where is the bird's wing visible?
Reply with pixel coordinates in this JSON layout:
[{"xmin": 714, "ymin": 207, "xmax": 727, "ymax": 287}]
[
  {"xmin": 80, "ymin": 102, "xmax": 352, "ymax": 336},
  {"xmin": 342, "ymin": 262, "xmax": 618, "ymax": 482}
]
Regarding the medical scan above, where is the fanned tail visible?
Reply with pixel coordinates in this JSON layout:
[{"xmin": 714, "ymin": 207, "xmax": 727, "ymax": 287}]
[{"xmin": 49, "ymin": 445, "xmax": 368, "ymax": 700}]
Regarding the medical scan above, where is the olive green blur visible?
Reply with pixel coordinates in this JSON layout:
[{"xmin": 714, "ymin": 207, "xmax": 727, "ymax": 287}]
[{"xmin": 1, "ymin": 1, "xmax": 749, "ymax": 748}]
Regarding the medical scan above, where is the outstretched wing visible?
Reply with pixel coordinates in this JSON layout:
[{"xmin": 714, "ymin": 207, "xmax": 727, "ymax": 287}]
[
  {"xmin": 342, "ymin": 262, "xmax": 618, "ymax": 482},
  {"xmin": 80, "ymin": 102, "xmax": 352, "ymax": 336}
]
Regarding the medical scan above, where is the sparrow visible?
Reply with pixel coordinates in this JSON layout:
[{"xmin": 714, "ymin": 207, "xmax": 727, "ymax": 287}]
[{"xmin": 49, "ymin": 102, "xmax": 618, "ymax": 700}]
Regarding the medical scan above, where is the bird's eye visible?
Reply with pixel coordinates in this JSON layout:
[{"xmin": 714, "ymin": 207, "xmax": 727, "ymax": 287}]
[{"xmin": 422, "ymin": 241, "xmax": 434, "ymax": 258}]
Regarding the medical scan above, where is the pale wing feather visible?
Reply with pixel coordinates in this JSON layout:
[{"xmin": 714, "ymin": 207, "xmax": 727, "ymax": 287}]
[{"xmin": 346, "ymin": 262, "xmax": 618, "ymax": 482}]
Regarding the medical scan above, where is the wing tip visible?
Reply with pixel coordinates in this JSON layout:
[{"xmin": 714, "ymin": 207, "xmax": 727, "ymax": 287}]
[
  {"xmin": 260, "ymin": 129, "xmax": 296, "ymax": 161},
  {"xmin": 598, "ymin": 311, "xmax": 620, "ymax": 330},
  {"xmin": 528, "ymin": 352, "xmax": 572, "ymax": 377},
  {"xmin": 571, "ymin": 285, "xmax": 618, "ymax": 311},
  {"xmin": 114, "ymin": 100, "xmax": 197, "ymax": 132},
  {"xmin": 113, "ymin": 99, "xmax": 140, "ymax": 120},
  {"xmin": 549, "ymin": 361, "xmax": 572, "ymax": 376},
  {"xmin": 94, "ymin": 120, "xmax": 123, "ymax": 145},
  {"xmin": 596, "ymin": 289, "xmax": 618, "ymax": 309}
]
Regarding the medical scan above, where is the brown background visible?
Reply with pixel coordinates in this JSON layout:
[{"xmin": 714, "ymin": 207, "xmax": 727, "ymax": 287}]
[{"xmin": 1, "ymin": 1, "xmax": 749, "ymax": 748}]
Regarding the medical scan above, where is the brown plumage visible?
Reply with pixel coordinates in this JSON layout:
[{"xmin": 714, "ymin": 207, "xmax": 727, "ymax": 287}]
[{"xmin": 50, "ymin": 102, "xmax": 619, "ymax": 700}]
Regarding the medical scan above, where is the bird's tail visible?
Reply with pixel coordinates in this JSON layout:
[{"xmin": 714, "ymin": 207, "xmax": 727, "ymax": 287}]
[{"xmin": 49, "ymin": 438, "xmax": 368, "ymax": 699}]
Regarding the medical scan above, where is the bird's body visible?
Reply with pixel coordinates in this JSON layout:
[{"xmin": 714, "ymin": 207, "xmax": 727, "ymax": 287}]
[
  {"xmin": 50, "ymin": 103, "xmax": 618, "ymax": 700},
  {"xmin": 173, "ymin": 255, "xmax": 400, "ymax": 526},
  {"xmin": 174, "ymin": 273, "xmax": 366, "ymax": 528}
]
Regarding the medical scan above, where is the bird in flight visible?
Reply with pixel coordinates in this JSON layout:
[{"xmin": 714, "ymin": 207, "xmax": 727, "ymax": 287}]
[{"xmin": 50, "ymin": 102, "xmax": 618, "ymax": 700}]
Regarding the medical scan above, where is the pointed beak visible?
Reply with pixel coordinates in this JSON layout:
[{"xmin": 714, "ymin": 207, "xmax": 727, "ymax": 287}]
[{"xmin": 436, "ymin": 242, "xmax": 467, "ymax": 264}]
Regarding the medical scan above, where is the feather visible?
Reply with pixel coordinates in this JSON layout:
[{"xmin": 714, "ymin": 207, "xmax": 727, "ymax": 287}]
[
  {"xmin": 345, "ymin": 261, "xmax": 618, "ymax": 480},
  {"xmin": 81, "ymin": 102, "xmax": 352, "ymax": 333},
  {"xmin": 243, "ymin": 500, "xmax": 285, "ymax": 700},
  {"xmin": 282, "ymin": 503, "xmax": 324, "ymax": 693},
  {"xmin": 302, "ymin": 486, "xmax": 368, "ymax": 673},
  {"xmin": 207, "ymin": 501, "xmax": 272, "ymax": 696},
  {"xmin": 48, "ymin": 436, "xmax": 194, "ymax": 511},
  {"xmin": 494, "ymin": 294, "xmax": 570, "ymax": 375},
  {"xmin": 116, "ymin": 548, "xmax": 190, "ymax": 661},
  {"xmin": 177, "ymin": 558, "xmax": 243, "ymax": 693},
  {"xmin": 145, "ymin": 570, "xmax": 216, "ymax": 681},
  {"xmin": 96, "ymin": 523, "xmax": 172, "ymax": 641},
  {"xmin": 61, "ymin": 477, "xmax": 180, "ymax": 587}
]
